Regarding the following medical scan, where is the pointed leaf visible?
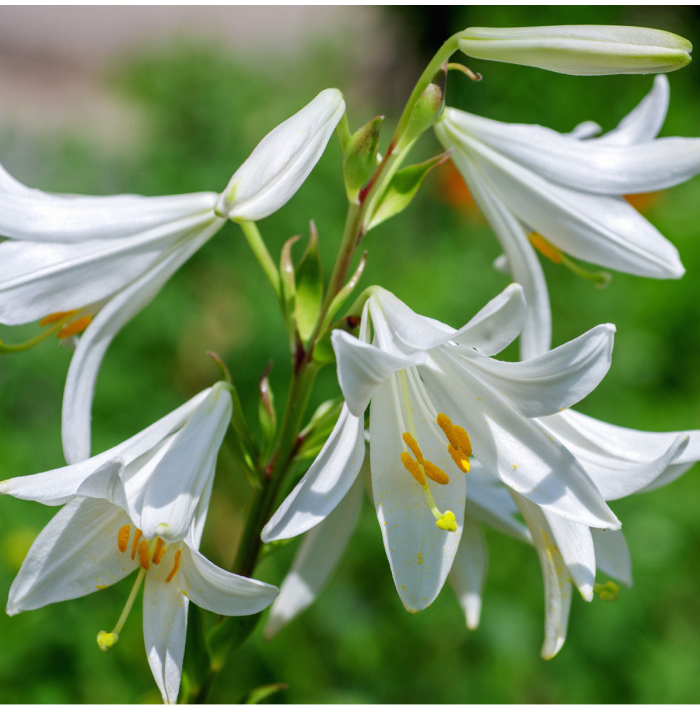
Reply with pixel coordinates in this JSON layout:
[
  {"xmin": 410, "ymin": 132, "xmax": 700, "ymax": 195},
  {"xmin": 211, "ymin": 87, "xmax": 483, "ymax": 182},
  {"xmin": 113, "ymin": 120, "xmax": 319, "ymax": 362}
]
[{"xmin": 294, "ymin": 222, "xmax": 324, "ymax": 342}]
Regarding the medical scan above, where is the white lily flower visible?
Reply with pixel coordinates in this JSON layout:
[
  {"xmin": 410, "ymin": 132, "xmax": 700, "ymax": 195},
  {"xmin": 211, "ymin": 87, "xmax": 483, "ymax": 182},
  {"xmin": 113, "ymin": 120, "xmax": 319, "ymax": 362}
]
[
  {"xmin": 0, "ymin": 383, "xmax": 278, "ymax": 704},
  {"xmin": 434, "ymin": 75, "xmax": 700, "ymax": 357},
  {"xmin": 0, "ymin": 88, "xmax": 345, "ymax": 464},
  {"xmin": 458, "ymin": 25, "xmax": 692, "ymax": 75},
  {"xmin": 263, "ymin": 284, "xmax": 620, "ymax": 612}
]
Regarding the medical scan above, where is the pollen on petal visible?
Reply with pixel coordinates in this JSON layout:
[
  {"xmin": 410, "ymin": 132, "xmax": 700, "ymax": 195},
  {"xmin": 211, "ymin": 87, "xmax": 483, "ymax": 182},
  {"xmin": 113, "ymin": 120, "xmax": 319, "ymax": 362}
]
[
  {"xmin": 117, "ymin": 525, "xmax": 131, "ymax": 553},
  {"xmin": 57, "ymin": 315, "xmax": 92, "ymax": 339}
]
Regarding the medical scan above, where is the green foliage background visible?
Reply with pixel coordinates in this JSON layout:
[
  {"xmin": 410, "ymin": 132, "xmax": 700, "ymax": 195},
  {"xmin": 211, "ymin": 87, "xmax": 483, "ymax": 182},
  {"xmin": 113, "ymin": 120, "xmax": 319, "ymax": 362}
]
[{"xmin": 0, "ymin": 5, "xmax": 699, "ymax": 703}]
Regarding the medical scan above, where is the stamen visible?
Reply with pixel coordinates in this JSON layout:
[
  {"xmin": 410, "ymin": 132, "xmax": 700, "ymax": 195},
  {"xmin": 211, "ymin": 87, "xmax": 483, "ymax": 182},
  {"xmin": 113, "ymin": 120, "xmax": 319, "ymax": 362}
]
[
  {"xmin": 152, "ymin": 538, "xmax": 166, "ymax": 565},
  {"xmin": 401, "ymin": 451, "xmax": 426, "ymax": 485},
  {"xmin": 165, "ymin": 550, "xmax": 181, "ymax": 583},
  {"xmin": 57, "ymin": 315, "xmax": 92, "ymax": 339},
  {"xmin": 131, "ymin": 529, "xmax": 142, "ymax": 560},
  {"xmin": 437, "ymin": 413, "xmax": 460, "ymax": 449},
  {"xmin": 117, "ymin": 525, "xmax": 131, "ymax": 553},
  {"xmin": 448, "ymin": 444, "xmax": 470, "ymax": 473},
  {"xmin": 402, "ymin": 432, "xmax": 424, "ymax": 463},
  {"xmin": 529, "ymin": 232, "xmax": 563, "ymax": 264},
  {"xmin": 137, "ymin": 540, "xmax": 150, "ymax": 570},
  {"xmin": 422, "ymin": 460, "xmax": 449, "ymax": 485},
  {"xmin": 40, "ymin": 310, "xmax": 77, "ymax": 326},
  {"xmin": 453, "ymin": 425, "xmax": 472, "ymax": 457}
]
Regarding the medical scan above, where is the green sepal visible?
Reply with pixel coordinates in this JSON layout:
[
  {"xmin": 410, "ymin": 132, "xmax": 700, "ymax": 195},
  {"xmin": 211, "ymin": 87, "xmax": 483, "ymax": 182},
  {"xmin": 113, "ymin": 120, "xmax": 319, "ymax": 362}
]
[
  {"xmin": 368, "ymin": 152, "xmax": 451, "ymax": 230},
  {"xmin": 343, "ymin": 115, "xmax": 384, "ymax": 197},
  {"xmin": 397, "ymin": 64, "xmax": 447, "ymax": 150},
  {"xmin": 257, "ymin": 362, "xmax": 276, "ymax": 459},
  {"xmin": 280, "ymin": 234, "xmax": 301, "ymax": 348},
  {"xmin": 294, "ymin": 222, "xmax": 324, "ymax": 343},
  {"xmin": 179, "ymin": 607, "xmax": 211, "ymax": 702},
  {"xmin": 296, "ymin": 398, "xmax": 344, "ymax": 461},
  {"xmin": 240, "ymin": 682, "xmax": 288, "ymax": 704}
]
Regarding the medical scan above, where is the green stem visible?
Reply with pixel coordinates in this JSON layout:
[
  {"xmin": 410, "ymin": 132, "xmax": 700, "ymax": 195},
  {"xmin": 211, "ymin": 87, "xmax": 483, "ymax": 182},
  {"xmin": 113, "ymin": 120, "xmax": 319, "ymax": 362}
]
[{"xmin": 239, "ymin": 220, "xmax": 281, "ymax": 300}]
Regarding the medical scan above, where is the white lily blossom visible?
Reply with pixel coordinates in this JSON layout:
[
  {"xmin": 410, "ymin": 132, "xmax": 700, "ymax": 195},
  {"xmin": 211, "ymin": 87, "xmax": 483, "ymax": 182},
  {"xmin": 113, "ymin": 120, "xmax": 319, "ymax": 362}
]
[
  {"xmin": 458, "ymin": 25, "xmax": 692, "ymax": 75},
  {"xmin": 0, "ymin": 88, "xmax": 345, "ymax": 464},
  {"xmin": 0, "ymin": 383, "xmax": 278, "ymax": 704},
  {"xmin": 434, "ymin": 75, "xmax": 700, "ymax": 357},
  {"xmin": 263, "ymin": 284, "xmax": 621, "ymax": 612}
]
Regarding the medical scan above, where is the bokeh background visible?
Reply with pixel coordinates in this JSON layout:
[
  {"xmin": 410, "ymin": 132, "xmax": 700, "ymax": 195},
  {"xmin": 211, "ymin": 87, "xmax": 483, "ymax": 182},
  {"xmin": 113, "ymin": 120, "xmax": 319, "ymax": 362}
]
[{"xmin": 0, "ymin": 5, "xmax": 699, "ymax": 703}]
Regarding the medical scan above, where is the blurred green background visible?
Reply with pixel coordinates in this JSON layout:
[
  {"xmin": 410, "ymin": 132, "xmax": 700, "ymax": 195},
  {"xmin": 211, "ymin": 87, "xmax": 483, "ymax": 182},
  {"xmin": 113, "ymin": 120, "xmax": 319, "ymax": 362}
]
[{"xmin": 0, "ymin": 5, "xmax": 699, "ymax": 703}]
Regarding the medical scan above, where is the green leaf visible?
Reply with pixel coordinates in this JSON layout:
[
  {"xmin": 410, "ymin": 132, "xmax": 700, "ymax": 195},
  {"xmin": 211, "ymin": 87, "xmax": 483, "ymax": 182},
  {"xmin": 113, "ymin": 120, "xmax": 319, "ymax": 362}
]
[
  {"xmin": 368, "ymin": 152, "xmax": 450, "ymax": 230},
  {"xmin": 180, "ymin": 607, "xmax": 211, "ymax": 702},
  {"xmin": 294, "ymin": 222, "xmax": 324, "ymax": 342},
  {"xmin": 296, "ymin": 398, "xmax": 344, "ymax": 460},
  {"xmin": 280, "ymin": 234, "xmax": 301, "ymax": 347},
  {"xmin": 241, "ymin": 682, "xmax": 288, "ymax": 704},
  {"xmin": 257, "ymin": 361, "xmax": 276, "ymax": 458}
]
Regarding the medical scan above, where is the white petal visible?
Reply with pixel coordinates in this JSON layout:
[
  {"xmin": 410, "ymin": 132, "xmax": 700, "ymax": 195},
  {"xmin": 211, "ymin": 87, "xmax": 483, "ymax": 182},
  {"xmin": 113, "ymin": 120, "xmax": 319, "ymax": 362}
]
[
  {"xmin": 449, "ymin": 517, "xmax": 487, "ymax": 629},
  {"xmin": 422, "ymin": 351, "xmax": 620, "ymax": 530},
  {"xmin": 0, "ymin": 178, "xmax": 218, "ymax": 242},
  {"xmin": 264, "ymin": 473, "xmax": 364, "ymax": 639},
  {"xmin": 261, "ymin": 405, "xmax": 365, "ymax": 541},
  {"xmin": 591, "ymin": 528, "xmax": 632, "ymax": 586},
  {"xmin": 437, "ymin": 146, "xmax": 551, "ymax": 358},
  {"xmin": 370, "ymin": 373, "xmax": 464, "ymax": 612},
  {"xmin": 62, "ymin": 220, "xmax": 222, "ymax": 463},
  {"xmin": 7, "ymin": 498, "xmax": 137, "ymax": 614},
  {"xmin": 441, "ymin": 122, "xmax": 684, "ymax": 278},
  {"xmin": 218, "ymin": 89, "xmax": 345, "ymax": 221},
  {"xmin": 139, "ymin": 387, "xmax": 232, "ymax": 543},
  {"xmin": 513, "ymin": 495, "xmax": 572, "ymax": 660},
  {"xmin": 0, "ymin": 211, "xmax": 221, "ymax": 326},
  {"xmin": 177, "ymin": 544, "xmax": 278, "ymax": 616},
  {"xmin": 143, "ymin": 571, "xmax": 189, "ymax": 704},
  {"xmin": 464, "ymin": 323, "xmax": 615, "ymax": 417},
  {"xmin": 443, "ymin": 107, "xmax": 700, "ymax": 195},
  {"xmin": 540, "ymin": 409, "xmax": 692, "ymax": 499},
  {"xmin": 543, "ymin": 512, "xmax": 595, "ymax": 600},
  {"xmin": 332, "ymin": 329, "xmax": 424, "ymax": 417},
  {"xmin": 598, "ymin": 75, "xmax": 669, "ymax": 145}
]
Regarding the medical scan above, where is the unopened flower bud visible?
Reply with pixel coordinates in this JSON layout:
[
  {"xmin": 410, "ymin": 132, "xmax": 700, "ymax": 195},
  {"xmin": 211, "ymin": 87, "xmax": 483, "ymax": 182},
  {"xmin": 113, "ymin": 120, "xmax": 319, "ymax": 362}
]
[{"xmin": 458, "ymin": 25, "xmax": 692, "ymax": 76}]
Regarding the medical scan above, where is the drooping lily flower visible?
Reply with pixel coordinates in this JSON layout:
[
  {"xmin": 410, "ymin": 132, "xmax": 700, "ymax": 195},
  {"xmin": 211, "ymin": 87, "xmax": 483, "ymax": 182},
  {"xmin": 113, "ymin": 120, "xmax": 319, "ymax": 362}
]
[
  {"xmin": 458, "ymin": 25, "xmax": 692, "ymax": 76},
  {"xmin": 434, "ymin": 76, "xmax": 700, "ymax": 357},
  {"xmin": 0, "ymin": 383, "xmax": 278, "ymax": 704},
  {"xmin": 0, "ymin": 88, "xmax": 345, "ymax": 464},
  {"xmin": 263, "ymin": 284, "xmax": 621, "ymax": 612}
]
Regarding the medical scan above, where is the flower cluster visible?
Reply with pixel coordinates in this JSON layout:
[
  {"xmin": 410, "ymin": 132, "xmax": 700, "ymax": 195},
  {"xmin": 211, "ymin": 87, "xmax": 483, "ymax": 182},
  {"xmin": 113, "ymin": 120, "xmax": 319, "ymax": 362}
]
[{"xmin": 0, "ymin": 19, "xmax": 698, "ymax": 704}]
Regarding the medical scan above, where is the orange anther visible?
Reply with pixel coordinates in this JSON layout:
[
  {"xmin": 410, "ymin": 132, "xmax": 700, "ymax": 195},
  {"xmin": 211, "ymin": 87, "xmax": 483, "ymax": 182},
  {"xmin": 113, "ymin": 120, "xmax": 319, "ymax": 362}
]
[
  {"xmin": 57, "ymin": 315, "xmax": 92, "ymax": 339},
  {"xmin": 40, "ymin": 310, "xmax": 77, "ymax": 327},
  {"xmin": 152, "ymin": 538, "xmax": 166, "ymax": 565},
  {"xmin": 137, "ymin": 540, "xmax": 150, "ymax": 570},
  {"xmin": 453, "ymin": 425, "xmax": 472, "ymax": 457},
  {"xmin": 436, "ymin": 413, "xmax": 460, "ymax": 450},
  {"xmin": 400, "ymin": 451, "xmax": 426, "ymax": 486},
  {"xmin": 529, "ymin": 233, "xmax": 563, "ymax": 264},
  {"xmin": 423, "ymin": 460, "xmax": 450, "ymax": 485},
  {"xmin": 402, "ymin": 432, "xmax": 424, "ymax": 463},
  {"xmin": 117, "ymin": 525, "xmax": 131, "ymax": 553},
  {"xmin": 448, "ymin": 445, "xmax": 470, "ymax": 473},
  {"xmin": 165, "ymin": 550, "xmax": 181, "ymax": 583},
  {"xmin": 131, "ymin": 529, "xmax": 143, "ymax": 560}
]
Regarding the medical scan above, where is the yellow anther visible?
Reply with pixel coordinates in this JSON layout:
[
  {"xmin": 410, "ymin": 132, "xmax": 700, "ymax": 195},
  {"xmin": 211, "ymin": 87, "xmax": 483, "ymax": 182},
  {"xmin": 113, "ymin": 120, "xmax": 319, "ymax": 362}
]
[
  {"xmin": 402, "ymin": 432, "xmax": 424, "ymax": 463},
  {"xmin": 137, "ymin": 540, "xmax": 150, "ymax": 570},
  {"xmin": 152, "ymin": 538, "xmax": 166, "ymax": 565},
  {"xmin": 453, "ymin": 425, "xmax": 472, "ymax": 457},
  {"xmin": 117, "ymin": 525, "xmax": 131, "ymax": 553},
  {"xmin": 423, "ymin": 460, "xmax": 450, "ymax": 485},
  {"xmin": 448, "ymin": 444, "xmax": 470, "ymax": 473},
  {"xmin": 401, "ymin": 451, "xmax": 426, "ymax": 485},
  {"xmin": 39, "ymin": 310, "xmax": 77, "ymax": 327},
  {"xmin": 437, "ymin": 413, "xmax": 459, "ymax": 449},
  {"xmin": 165, "ymin": 550, "xmax": 181, "ymax": 583},
  {"xmin": 57, "ymin": 315, "xmax": 92, "ymax": 339},
  {"xmin": 435, "ymin": 510, "xmax": 457, "ymax": 532},
  {"xmin": 131, "ymin": 529, "xmax": 142, "ymax": 560},
  {"xmin": 96, "ymin": 630, "xmax": 119, "ymax": 652},
  {"xmin": 529, "ymin": 232, "xmax": 563, "ymax": 264}
]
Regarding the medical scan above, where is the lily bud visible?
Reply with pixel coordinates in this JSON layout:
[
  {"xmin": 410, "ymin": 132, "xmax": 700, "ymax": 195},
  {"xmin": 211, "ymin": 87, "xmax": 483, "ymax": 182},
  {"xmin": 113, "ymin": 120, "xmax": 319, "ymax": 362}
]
[
  {"xmin": 458, "ymin": 25, "xmax": 692, "ymax": 76},
  {"xmin": 216, "ymin": 88, "xmax": 345, "ymax": 221},
  {"xmin": 399, "ymin": 65, "xmax": 447, "ymax": 149}
]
